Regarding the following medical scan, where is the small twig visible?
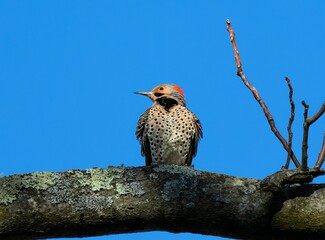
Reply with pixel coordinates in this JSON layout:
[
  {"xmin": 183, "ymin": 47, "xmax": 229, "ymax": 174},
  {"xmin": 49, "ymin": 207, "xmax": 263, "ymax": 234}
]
[
  {"xmin": 307, "ymin": 102, "xmax": 325, "ymax": 125},
  {"xmin": 226, "ymin": 20, "xmax": 243, "ymax": 75},
  {"xmin": 315, "ymin": 132, "xmax": 325, "ymax": 169},
  {"xmin": 301, "ymin": 101, "xmax": 310, "ymax": 170},
  {"xmin": 226, "ymin": 19, "xmax": 300, "ymax": 168},
  {"xmin": 283, "ymin": 77, "xmax": 295, "ymax": 169},
  {"xmin": 301, "ymin": 101, "xmax": 325, "ymax": 170}
]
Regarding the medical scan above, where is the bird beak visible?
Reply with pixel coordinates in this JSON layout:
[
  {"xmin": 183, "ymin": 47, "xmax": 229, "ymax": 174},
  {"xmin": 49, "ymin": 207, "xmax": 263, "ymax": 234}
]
[
  {"xmin": 134, "ymin": 91, "xmax": 152, "ymax": 96},
  {"xmin": 134, "ymin": 91, "xmax": 156, "ymax": 101}
]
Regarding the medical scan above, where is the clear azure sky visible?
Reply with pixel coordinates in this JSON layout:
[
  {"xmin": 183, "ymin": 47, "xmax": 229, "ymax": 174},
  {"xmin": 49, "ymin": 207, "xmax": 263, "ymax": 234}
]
[{"xmin": 0, "ymin": 1, "xmax": 325, "ymax": 240}]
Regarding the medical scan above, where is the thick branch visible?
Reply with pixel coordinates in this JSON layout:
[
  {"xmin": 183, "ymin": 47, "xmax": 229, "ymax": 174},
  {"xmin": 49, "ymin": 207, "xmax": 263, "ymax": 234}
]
[
  {"xmin": 1, "ymin": 166, "xmax": 325, "ymax": 239},
  {"xmin": 226, "ymin": 19, "xmax": 300, "ymax": 168}
]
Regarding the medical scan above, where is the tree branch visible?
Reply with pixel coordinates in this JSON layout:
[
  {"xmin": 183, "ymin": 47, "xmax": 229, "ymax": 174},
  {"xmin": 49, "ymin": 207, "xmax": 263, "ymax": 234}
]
[
  {"xmin": 307, "ymin": 102, "xmax": 325, "ymax": 125},
  {"xmin": 302, "ymin": 101, "xmax": 325, "ymax": 169},
  {"xmin": 284, "ymin": 77, "xmax": 295, "ymax": 169},
  {"xmin": 315, "ymin": 132, "xmax": 325, "ymax": 169},
  {"xmin": 1, "ymin": 166, "xmax": 325, "ymax": 239},
  {"xmin": 302, "ymin": 101, "xmax": 310, "ymax": 169},
  {"xmin": 226, "ymin": 19, "xmax": 300, "ymax": 168}
]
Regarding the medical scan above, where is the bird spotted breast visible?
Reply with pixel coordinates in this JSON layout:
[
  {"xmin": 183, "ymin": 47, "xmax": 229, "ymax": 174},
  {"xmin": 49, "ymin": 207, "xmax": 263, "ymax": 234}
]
[{"xmin": 135, "ymin": 84, "xmax": 203, "ymax": 166}]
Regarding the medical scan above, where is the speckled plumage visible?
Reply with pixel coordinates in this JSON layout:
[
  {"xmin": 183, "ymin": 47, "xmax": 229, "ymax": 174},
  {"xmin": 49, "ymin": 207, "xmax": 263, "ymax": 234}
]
[{"xmin": 135, "ymin": 84, "xmax": 202, "ymax": 166}]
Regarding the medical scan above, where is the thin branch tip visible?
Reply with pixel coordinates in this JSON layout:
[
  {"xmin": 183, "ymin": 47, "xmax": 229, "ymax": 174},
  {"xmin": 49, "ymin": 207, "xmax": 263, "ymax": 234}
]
[
  {"xmin": 309, "ymin": 102, "xmax": 325, "ymax": 125},
  {"xmin": 302, "ymin": 100, "xmax": 309, "ymax": 109},
  {"xmin": 284, "ymin": 76, "xmax": 295, "ymax": 169}
]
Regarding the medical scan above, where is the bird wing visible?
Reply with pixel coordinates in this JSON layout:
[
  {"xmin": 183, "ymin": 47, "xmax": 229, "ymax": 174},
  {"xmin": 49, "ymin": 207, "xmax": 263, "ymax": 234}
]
[
  {"xmin": 185, "ymin": 113, "xmax": 203, "ymax": 166},
  {"xmin": 136, "ymin": 108, "xmax": 152, "ymax": 166}
]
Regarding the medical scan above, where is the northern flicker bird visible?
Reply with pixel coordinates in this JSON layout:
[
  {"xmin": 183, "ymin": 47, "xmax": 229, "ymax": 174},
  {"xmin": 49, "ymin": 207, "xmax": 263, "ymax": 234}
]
[{"xmin": 135, "ymin": 84, "xmax": 203, "ymax": 166}]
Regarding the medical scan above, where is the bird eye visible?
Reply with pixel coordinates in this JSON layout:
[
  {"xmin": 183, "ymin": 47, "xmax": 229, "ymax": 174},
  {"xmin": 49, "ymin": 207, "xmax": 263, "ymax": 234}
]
[
  {"xmin": 154, "ymin": 93, "xmax": 163, "ymax": 97},
  {"xmin": 159, "ymin": 87, "xmax": 164, "ymax": 90}
]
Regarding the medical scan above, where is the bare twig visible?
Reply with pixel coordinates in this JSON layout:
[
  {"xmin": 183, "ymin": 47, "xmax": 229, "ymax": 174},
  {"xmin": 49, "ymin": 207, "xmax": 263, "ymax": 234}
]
[
  {"xmin": 226, "ymin": 19, "xmax": 300, "ymax": 168},
  {"xmin": 301, "ymin": 101, "xmax": 310, "ymax": 170},
  {"xmin": 315, "ymin": 132, "xmax": 325, "ymax": 169},
  {"xmin": 283, "ymin": 77, "xmax": 295, "ymax": 169},
  {"xmin": 226, "ymin": 20, "xmax": 243, "ymax": 75},
  {"xmin": 307, "ymin": 102, "xmax": 325, "ymax": 125},
  {"xmin": 301, "ymin": 101, "xmax": 325, "ymax": 169}
]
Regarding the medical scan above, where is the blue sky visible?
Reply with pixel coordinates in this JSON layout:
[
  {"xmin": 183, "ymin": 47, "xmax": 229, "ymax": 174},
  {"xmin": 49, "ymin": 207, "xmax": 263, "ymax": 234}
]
[{"xmin": 1, "ymin": 1, "xmax": 325, "ymax": 240}]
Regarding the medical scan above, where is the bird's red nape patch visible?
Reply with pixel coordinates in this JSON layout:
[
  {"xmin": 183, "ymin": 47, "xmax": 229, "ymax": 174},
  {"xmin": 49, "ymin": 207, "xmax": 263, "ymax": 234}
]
[{"xmin": 172, "ymin": 86, "xmax": 185, "ymax": 98}]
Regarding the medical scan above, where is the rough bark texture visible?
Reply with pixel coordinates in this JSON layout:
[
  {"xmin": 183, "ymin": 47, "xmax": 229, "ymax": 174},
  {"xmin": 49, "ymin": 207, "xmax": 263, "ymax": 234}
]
[{"xmin": 0, "ymin": 166, "xmax": 325, "ymax": 239}]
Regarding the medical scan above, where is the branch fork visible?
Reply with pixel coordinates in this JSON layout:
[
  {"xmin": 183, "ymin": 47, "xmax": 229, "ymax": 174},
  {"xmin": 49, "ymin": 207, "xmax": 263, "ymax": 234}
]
[{"xmin": 226, "ymin": 19, "xmax": 325, "ymax": 173}]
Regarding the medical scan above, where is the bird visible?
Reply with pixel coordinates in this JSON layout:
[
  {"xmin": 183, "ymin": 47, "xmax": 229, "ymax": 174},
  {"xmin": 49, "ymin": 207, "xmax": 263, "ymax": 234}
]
[{"xmin": 135, "ymin": 84, "xmax": 203, "ymax": 166}]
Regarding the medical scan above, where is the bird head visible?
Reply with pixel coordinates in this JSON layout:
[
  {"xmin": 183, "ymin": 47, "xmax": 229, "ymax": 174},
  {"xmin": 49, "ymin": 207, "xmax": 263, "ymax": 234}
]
[{"xmin": 134, "ymin": 84, "xmax": 186, "ymax": 106}]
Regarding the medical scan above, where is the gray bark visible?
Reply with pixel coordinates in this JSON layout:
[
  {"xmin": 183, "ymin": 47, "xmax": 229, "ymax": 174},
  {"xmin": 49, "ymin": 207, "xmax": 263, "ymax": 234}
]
[{"xmin": 0, "ymin": 165, "xmax": 325, "ymax": 239}]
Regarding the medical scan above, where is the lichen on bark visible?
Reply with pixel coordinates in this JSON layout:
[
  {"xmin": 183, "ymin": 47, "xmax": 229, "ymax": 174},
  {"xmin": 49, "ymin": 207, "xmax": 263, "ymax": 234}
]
[{"xmin": 1, "ymin": 166, "xmax": 325, "ymax": 239}]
